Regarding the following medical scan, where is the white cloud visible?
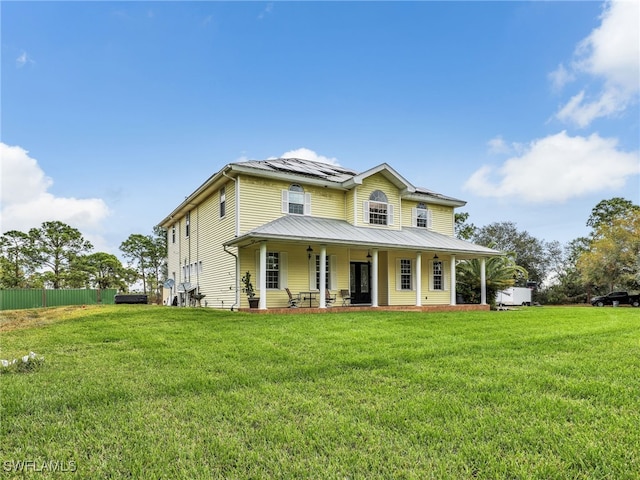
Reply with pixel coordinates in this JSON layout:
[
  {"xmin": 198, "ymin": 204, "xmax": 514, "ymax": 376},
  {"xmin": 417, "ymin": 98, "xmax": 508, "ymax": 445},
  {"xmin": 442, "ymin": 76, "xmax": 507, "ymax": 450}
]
[
  {"xmin": 258, "ymin": 2, "xmax": 274, "ymax": 20},
  {"xmin": 487, "ymin": 136, "xmax": 510, "ymax": 155},
  {"xmin": 486, "ymin": 136, "xmax": 525, "ymax": 156},
  {"xmin": 0, "ymin": 143, "xmax": 111, "ymax": 235},
  {"xmin": 554, "ymin": 0, "xmax": 639, "ymax": 127},
  {"xmin": 16, "ymin": 51, "xmax": 34, "ymax": 68},
  {"xmin": 276, "ymin": 147, "xmax": 340, "ymax": 166},
  {"xmin": 548, "ymin": 63, "xmax": 575, "ymax": 91},
  {"xmin": 464, "ymin": 131, "xmax": 639, "ymax": 203}
]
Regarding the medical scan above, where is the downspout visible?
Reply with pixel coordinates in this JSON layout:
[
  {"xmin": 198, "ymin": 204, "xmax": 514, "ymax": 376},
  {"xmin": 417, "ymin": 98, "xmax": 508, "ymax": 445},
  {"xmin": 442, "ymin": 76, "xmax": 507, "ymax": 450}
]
[
  {"xmin": 223, "ymin": 170, "xmax": 239, "ymax": 310},
  {"xmin": 223, "ymin": 245, "xmax": 239, "ymax": 311}
]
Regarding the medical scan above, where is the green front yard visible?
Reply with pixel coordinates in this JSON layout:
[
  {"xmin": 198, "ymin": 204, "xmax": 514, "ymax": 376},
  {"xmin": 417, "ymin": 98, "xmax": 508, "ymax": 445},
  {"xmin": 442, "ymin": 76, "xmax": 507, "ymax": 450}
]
[{"xmin": 1, "ymin": 305, "xmax": 638, "ymax": 479}]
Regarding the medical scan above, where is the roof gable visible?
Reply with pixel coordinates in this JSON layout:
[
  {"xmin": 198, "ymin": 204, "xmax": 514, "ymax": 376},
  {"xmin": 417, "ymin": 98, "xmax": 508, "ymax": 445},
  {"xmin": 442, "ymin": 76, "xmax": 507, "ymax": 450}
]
[{"xmin": 341, "ymin": 163, "xmax": 415, "ymax": 193}]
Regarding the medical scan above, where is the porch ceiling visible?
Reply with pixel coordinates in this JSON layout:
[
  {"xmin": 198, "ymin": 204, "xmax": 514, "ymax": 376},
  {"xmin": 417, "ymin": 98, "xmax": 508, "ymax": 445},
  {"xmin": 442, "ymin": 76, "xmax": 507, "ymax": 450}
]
[{"xmin": 224, "ymin": 215, "xmax": 501, "ymax": 258}]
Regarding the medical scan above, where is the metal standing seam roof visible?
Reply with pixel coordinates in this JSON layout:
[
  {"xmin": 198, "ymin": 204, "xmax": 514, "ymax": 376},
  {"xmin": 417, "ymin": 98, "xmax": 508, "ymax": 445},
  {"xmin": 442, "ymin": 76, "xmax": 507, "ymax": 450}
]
[{"xmin": 225, "ymin": 215, "xmax": 501, "ymax": 257}]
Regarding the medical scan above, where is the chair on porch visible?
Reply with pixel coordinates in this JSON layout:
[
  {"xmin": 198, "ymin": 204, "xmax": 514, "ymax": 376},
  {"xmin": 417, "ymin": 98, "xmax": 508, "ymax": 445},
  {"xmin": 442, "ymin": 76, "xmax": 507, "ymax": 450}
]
[
  {"xmin": 325, "ymin": 289, "xmax": 337, "ymax": 307},
  {"xmin": 340, "ymin": 289, "xmax": 351, "ymax": 306},
  {"xmin": 285, "ymin": 288, "xmax": 300, "ymax": 308}
]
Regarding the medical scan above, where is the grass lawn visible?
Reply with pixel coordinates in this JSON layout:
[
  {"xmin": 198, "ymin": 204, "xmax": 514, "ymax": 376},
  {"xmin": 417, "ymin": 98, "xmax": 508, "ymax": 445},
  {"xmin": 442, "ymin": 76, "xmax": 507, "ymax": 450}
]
[{"xmin": 1, "ymin": 305, "xmax": 639, "ymax": 479}]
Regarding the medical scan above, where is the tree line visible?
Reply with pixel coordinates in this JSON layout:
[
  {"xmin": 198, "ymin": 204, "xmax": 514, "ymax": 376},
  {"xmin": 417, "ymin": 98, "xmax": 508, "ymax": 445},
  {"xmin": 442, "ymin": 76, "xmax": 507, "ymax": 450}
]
[
  {"xmin": 454, "ymin": 197, "xmax": 640, "ymax": 305},
  {"xmin": 0, "ymin": 221, "xmax": 167, "ymax": 301},
  {"xmin": 1, "ymin": 197, "xmax": 638, "ymax": 306}
]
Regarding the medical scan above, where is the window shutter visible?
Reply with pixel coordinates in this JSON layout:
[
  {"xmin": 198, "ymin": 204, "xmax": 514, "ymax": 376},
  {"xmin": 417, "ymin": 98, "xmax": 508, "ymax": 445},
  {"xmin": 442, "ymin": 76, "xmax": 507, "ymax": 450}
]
[
  {"xmin": 444, "ymin": 261, "xmax": 450, "ymax": 291},
  {"xmin": 411, "ymin": 259, "xmax": 416, "ymax": 291},
  {"xmin": 280, "ymin": 252, "xmax": 288, "ymax": 289},
  {"xmin": 281, "ymin": 190, "xmax": 289, "ymax": 214},
  {"xmin": 388, "ymin": 204, "xmax": 395, "ymax": 226},
  {"xmin": 304, "ymin": 193, "xmax": 311, "ymax": 216},
  {"xmin": 395, "ymin": 259, "xmax": 402, "ymax": 291},
  {"xmin": 363, "ymin": 201, "xmax": 370, "ymax": 223},
  {"xmin": 329, "ymin": 255, "xmax": 337, "ymax": 290},
  {"xmin": 411, "ymin": 207, "xmax": 417, "ymax": 227},
  {"xmin": 308, "ymin": 255, "xmax": 316, "ymax": 290},
  {"xmin": 427, "ymin": 209, "xmax": 433, "ymax": 229},
  {"xmin": 428, "ymin": 261, "xmax": 434, "ymax": 291},
  {"xmin": 255, "ymin": 250, "xmax": 261, "ymax": 291}
]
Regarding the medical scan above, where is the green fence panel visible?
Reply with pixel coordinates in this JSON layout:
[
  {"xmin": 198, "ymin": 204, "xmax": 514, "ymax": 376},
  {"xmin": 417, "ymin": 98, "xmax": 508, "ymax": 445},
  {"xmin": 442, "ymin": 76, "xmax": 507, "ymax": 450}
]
[
  {"xmin": 0, "ymin": 289, "xmax": 44, "ymax": 310},
  {"xmin": 100, "ymin": 289, "xmax": 117, "ymax": 305},
  {"xmin": 0, "ymin": 289, "xmax": 119, "ymax": 310},
  {"xmin": 46, "ymin": 289, "xmax": 97, "ymax": 307}
]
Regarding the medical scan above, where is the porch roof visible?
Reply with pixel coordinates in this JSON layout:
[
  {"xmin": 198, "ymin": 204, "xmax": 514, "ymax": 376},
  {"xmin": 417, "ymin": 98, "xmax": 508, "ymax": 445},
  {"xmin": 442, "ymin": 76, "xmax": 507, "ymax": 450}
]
[{"xmin": 225, "ymin": 215, "xmax": 501, "ymax": 258}]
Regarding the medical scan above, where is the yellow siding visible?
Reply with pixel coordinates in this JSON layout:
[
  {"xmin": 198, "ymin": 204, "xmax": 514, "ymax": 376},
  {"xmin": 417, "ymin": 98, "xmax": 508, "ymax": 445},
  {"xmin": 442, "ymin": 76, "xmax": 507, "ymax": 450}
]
[
  {"xmin": 238, "ymin": 175, "xmax": 346, "ymax": 234},
  {"xmin": 356, "ymin": 173, "xmax": 402, "ymax": 230},
  {"xmin": 386, "ymin": 251, "xmax": 417, "ymax": 306},
  {"xmin": 238, "ymin": 176, "xmax": 283, "ymax": 233},
  {"xmin": 431, "ymin": 204, "xmax": 455, "ymax": 236},
  {"xmin": 345, "ymin": 189, "xmax": 355, "ymax": 225},
  {"xmin": 400, "ymin": 200, "xmax": 455, "ymax": 236},
  {"xmin": 238, "ymin": 243, "xmax": 351, "ymax": 309},
  {"xmin": 377, "ymin": 251, "xmax": 389, "ymax": 306},
  {"xmin": 384, "ymin": 252, "xmax": 453, "ymax": 306},
  {"xmin": 312, "ymin": 186, "xmax": 345, "ymax": 219},
  {"xmin": 165, "ymin": 181, "xmax": 238, "ymax": 308}
]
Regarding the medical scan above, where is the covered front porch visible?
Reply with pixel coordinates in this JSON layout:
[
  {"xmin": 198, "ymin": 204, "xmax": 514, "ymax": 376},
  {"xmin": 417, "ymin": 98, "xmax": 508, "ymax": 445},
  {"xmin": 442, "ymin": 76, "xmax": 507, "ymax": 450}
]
[{"xmin": 225, "ymin": 216, "xmax": 500, "ymax": 311}]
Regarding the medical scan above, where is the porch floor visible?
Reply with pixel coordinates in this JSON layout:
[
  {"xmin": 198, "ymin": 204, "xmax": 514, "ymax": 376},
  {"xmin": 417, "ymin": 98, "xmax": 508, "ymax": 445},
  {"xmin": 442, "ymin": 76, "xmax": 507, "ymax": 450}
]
[{"xmin": 239, "ymin": 304, "xmax": 489, "ymax": 314}]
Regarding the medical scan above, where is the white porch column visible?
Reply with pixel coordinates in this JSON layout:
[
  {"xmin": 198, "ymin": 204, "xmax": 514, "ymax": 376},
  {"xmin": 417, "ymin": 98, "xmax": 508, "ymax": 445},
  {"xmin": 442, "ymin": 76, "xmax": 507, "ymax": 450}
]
[
  {"xmin": 480, "ymin": 257, "xmax": 487, "ymax": 305},
  {"xmin": 259, "ymin": 241, "xmax": 267, "ymax": 310},
  {"xmin": 416, "ymin": 252, "xmax": 422, "ymax": 307},
  {"xmin": 450, "ymin": 254, "xmax": 457, "ymax": 305},
  {"xmin": 371, "ymin": 249, "xmax": 379, "ymax": 307},
  {"xmin": 319, "ymin": 245, "xmax": 327, "ymax": 308}
]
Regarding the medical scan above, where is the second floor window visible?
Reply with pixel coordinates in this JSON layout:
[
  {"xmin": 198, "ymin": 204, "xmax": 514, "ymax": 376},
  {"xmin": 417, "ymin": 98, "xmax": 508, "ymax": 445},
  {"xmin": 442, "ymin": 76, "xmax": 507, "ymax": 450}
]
[
  {"xmin": 171, "ymin": 226, "xmax": 176, "ymax": 243},
  {"xmin": 413, "ymin": 202, "xmax": 432, "ymax": 229},
  {"xmin": 220, "ymin": 186, "xmax": 226, "ymax": 218},
  {"xmin": 185, "ymin": 212, "xmax": 190, "ymax": 237},
  {"xmin": 364, "ymin": 190, "xmax": 394, "ymax": 225},
  {"xmin": 282, "ymin": 185, "xmax": 310, "ymax": 215}
]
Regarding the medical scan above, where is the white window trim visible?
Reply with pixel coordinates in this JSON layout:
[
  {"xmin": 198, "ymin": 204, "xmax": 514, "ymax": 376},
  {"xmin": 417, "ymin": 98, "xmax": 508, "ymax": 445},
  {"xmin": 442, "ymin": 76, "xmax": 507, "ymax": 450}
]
[
  {"xmin": 429, "ymin": 260, "xmax": 449, "ymax": 291},
  {"xmin": 220, "ymin": 186, "xmax": 226, "ymax": 219},
  {"xmin": 282, "ymin": 190, "xmax": 311, "ymax": 216},
  {"xmin": 256, "ymin": 250, "xmax": 288, "ymax": 290},
  {"xmin": 411, "ymin": 207, "xmax": 433, "ymax": 229},
  {"xmin": 363, "ymin": 201, "xmax": 394, "ymax": 225},
  {"xmin": 311, "ymin": 254, "xmax": 336, "ymax": 290},
  {"xmin": 395, "ymin": 258, "xmax": 415, "ymax": 291}
]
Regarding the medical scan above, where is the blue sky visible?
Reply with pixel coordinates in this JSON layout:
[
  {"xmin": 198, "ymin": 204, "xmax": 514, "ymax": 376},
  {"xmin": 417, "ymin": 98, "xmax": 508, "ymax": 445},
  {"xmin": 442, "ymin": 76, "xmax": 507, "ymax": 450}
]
[{"xmin": 2, "ymin": 1, "xmax": 638, "ymax": 255}]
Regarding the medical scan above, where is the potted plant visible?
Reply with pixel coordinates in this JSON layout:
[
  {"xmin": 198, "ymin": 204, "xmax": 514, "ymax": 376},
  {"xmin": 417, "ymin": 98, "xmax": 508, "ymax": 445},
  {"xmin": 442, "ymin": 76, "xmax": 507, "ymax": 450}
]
[{"xmin": 241, "ymin": 271, "xmax": 259, "ymax": 308}]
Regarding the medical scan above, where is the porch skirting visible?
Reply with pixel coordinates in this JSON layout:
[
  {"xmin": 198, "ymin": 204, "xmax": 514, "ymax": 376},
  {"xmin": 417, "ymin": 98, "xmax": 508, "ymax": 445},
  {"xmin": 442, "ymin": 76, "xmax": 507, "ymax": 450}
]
[{"xmin": 239, "ymin": 304, "xmax": 490, "ymax": 314}]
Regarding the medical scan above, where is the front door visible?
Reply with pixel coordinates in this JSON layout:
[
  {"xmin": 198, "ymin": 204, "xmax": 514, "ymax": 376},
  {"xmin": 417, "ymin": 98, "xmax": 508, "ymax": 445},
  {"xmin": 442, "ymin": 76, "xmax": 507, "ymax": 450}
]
[{"xmin": 350, "ymin": 262, "xmax": 371, "ymax": 304}]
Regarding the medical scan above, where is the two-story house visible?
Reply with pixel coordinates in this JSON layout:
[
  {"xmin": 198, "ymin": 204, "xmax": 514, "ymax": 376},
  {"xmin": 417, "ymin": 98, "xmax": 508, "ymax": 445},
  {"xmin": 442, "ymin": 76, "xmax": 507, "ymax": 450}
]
[{"xmin": 158, "ymin": 158, "xmax": 499, "ymax": 310}]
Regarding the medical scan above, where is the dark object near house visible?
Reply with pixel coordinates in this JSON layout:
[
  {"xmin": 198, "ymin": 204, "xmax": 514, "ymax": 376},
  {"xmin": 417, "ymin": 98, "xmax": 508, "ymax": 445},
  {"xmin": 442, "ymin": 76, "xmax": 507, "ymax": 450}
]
[
  {"xmin": 591, "ymin": 291, "xmax": 640, "ymax": 307},
  {"xmin": 114, "ymin": 294, "xmax": 148, "ymax": 305}
]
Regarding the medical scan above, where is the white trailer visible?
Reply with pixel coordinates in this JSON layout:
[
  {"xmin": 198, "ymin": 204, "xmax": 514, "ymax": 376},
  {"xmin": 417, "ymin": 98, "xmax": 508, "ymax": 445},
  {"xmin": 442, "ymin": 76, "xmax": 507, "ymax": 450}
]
[{"xmin": 496, "ymin": 287, "xmax": 532, "ymax": 306}]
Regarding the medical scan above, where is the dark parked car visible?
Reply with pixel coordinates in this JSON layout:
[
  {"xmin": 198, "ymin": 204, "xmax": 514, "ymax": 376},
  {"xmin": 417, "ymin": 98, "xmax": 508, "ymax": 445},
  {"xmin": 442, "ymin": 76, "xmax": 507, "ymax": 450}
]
[
  {"xmin": 591, "ymin": 291, "xmax": 640, "ymax": 307},
  {"xmin": 114, "ymin": 294, "xmax": 148, "ymax": 305}
]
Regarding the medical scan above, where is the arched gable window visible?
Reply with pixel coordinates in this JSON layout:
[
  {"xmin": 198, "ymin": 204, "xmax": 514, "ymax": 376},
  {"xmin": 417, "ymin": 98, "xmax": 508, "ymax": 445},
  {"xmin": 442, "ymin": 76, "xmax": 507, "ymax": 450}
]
[
  {"xmin": 364, "ymin": 190, "xmax": 393, "ymax": 225},
  {"xmin": 282, "ymin": 184, "xmax": 311, "ymax": 215}
]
